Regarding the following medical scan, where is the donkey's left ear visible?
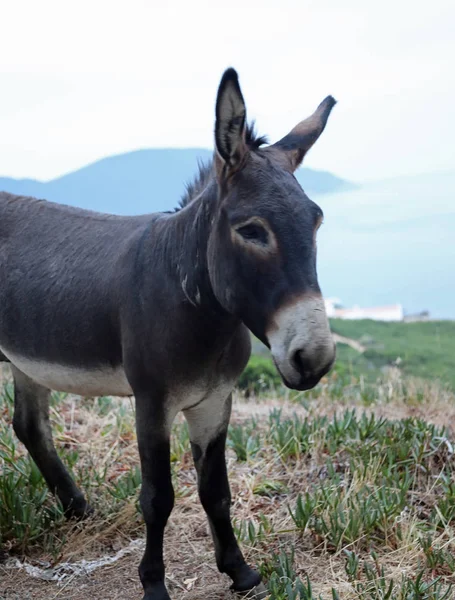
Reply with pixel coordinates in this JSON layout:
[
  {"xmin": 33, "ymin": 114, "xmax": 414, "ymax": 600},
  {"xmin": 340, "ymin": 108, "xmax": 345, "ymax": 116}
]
[
  {"xmin": 268, "ymin": 95, "xmax": 337, "ymax": 172},
  {"xmin": 214, "ymin": 68, "xmax": 248, "ymax": 176}
]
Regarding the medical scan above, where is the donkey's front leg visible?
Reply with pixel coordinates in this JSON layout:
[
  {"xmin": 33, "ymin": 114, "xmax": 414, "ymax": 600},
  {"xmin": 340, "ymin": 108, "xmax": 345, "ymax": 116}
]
[
  {"xmin": 135, "ymin": 395, "xmax": 174, "ymax": 600},
  {"xmin": 184, "ymin": 394, "xmax": 265, "ymax": 597}
]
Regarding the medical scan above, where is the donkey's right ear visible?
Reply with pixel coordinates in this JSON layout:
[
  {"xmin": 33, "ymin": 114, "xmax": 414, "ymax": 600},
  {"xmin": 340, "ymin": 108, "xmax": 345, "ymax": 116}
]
[{"xmin": 214, "ymin": 68, "xmax": 248, "ymax": 178}]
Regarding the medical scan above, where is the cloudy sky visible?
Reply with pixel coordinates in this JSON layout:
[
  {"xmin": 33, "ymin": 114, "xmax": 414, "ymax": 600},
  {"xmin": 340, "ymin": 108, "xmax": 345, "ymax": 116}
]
[{"xmin": 1, "ymin": 0, "xmax": 453, "ymax": 182}]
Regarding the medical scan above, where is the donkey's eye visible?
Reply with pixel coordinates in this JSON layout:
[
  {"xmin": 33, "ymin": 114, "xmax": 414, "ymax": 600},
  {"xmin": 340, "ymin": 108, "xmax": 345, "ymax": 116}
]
[{"xmin": 235, "ymin": 223, "xmax": 269, "ymax": 245}]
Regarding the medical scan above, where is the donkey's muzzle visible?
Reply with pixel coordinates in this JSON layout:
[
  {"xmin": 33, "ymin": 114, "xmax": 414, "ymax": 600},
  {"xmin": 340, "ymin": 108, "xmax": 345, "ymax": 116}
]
[
  {"xmin": 267, "ymin": 294, "xmax": 336, "ymax": 391},
  {"xmin": 287, "ymin": 344, "xmax": 336, "ymax": 390},
  {"xmin": 271, "ymin": 338, "xmax": 336, "ymax": 391}
]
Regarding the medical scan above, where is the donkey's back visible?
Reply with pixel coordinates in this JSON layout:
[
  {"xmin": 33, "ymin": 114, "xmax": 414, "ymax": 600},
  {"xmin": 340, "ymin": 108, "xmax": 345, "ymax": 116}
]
[
  {"xmin": 0, "ymin": 191, "xmax": 157, "ymax": 249},
  {"xmin": 0, "ymin": 192, "xmax": 165, "ymax": 394}
]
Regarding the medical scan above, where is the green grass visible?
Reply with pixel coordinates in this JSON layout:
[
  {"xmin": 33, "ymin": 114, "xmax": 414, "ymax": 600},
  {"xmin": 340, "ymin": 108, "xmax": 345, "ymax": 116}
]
[
  {"xmin": 330, "ymin": 319, "xmax": 455, "ymax": 389},
  {"xmin": 231, "ymin": 406, "xmax": 455, "ymax": 598}
]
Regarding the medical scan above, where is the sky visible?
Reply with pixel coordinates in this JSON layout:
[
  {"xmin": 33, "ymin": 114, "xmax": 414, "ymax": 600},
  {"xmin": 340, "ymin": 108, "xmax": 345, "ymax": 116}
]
[{"xmin": 1, "ymin": 0, "xmax": 454, "ymax": 183}]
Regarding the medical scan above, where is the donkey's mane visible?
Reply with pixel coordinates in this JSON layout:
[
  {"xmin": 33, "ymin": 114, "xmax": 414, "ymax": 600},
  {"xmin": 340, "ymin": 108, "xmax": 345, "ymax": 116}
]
[{"xmin": 178, "ymin": 122, "xmax": 268, "ymax": 209}]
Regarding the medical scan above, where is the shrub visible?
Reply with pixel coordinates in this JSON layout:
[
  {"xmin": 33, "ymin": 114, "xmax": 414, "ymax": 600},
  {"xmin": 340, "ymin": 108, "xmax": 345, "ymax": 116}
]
[{"xmin": 237, "ymin": 355, "xmax": 282, "ymax": 396}]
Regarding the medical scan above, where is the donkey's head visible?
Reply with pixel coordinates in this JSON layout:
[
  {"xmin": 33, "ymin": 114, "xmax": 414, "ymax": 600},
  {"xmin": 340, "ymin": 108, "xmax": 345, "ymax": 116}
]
[{"xmin": 207, "ymin": 68, "xmax": 336, "ymax": 391}]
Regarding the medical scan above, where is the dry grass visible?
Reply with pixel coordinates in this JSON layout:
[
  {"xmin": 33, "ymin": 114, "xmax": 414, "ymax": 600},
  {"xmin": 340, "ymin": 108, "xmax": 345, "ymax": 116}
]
[{"xmin": 1, "ymin": 366, "xmax": 455, "ymax": 599}]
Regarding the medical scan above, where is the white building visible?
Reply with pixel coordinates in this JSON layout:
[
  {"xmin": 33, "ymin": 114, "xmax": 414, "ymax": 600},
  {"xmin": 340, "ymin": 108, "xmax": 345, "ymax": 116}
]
[{"xmin": 324, "ymin": 297, "xmax": 404, "ymax": 322}]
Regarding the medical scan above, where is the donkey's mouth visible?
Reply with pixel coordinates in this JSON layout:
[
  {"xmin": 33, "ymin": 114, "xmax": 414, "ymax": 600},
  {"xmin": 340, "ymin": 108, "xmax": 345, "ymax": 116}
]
[
  {"xmin": 273, "ymin": 354, "xmax": 334, "ymax": 391},
  {"xmin": 278, "ymin": 369, "xmax": 323, "ymax": 391},
  {"xmin": 271, "ymin": 358, "xmax": 310, "ymax": 391}
]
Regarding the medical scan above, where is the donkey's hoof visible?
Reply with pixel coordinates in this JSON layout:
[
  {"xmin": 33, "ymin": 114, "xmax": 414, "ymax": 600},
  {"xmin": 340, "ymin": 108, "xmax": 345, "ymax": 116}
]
[
  {"xmin": 230, "ymin": 565, "xmax": 265, "ymax": 597},
  {"xmin": 64, "ymin": 500, "xmax": 94, "ymax": 521},
  {"xmin": 142, "ymin": 584, "xmax": 171, "ymax": 600},
  {"xmin": 235, "ymin": 582, "xmax": 268, "ymax": 599}
]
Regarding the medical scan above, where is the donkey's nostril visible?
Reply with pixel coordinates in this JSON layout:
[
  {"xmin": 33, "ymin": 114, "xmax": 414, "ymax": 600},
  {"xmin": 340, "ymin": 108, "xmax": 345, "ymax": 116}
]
[{"xmin": 291, "ymin": 349, "xmax": 305, "ymax": 374}]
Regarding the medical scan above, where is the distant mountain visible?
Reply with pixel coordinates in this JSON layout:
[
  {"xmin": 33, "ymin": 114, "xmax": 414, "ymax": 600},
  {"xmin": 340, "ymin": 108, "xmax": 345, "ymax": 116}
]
[
  {"xmin": 0, "ymin": 178, "xmax": 46, "ymax": 197},
  {"xmin": 0, "ymin": 148, "xmax": 354, "ymax": 215}
]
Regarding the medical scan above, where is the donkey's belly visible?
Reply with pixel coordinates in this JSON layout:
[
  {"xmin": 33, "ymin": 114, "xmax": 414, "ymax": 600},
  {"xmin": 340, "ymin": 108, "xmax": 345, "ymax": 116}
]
[{"xmin": 0, "ymin": 346, "xmax": 133, "ymax": 396}]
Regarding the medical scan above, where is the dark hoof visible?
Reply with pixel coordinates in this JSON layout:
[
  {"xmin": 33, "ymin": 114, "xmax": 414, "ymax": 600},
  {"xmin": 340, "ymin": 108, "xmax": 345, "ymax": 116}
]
[
  {"xmin": 230, "ymin": 564, "xmax": 263, "ymax": 595},
  {"xmin": 64, "ymin": 499, "xmax": 94, "ymax": 521},
  {"xmin": 142, "ymin": 585, "xmax": 171, "ymax": 600}
]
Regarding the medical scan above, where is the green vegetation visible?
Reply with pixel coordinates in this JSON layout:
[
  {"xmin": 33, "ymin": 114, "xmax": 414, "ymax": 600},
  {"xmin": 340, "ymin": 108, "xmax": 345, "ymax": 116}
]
[
  {"xmin": 237, "ymin": 354, "xmax": 282, "ymax": 395},
  {"xmin": 329, "ymin": 319, "xmax": 455, "ymax": 389}
]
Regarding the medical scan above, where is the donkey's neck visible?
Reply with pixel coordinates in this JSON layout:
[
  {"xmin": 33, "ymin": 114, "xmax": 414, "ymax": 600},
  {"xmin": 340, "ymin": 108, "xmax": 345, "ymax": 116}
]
[{"xmin": 168, "ymin": 177, "xmax": 226, "ymax": 317}]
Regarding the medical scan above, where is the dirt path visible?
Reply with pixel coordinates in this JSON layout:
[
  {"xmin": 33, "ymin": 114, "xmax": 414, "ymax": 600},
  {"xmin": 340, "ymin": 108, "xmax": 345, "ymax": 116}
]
[
  {"xmin": 332, "ymin": 333, "xmax": 366, "ymax": 353},
  {"xmin": 1, "ymin": 537, "xmax": 235, "ymax": 600}
]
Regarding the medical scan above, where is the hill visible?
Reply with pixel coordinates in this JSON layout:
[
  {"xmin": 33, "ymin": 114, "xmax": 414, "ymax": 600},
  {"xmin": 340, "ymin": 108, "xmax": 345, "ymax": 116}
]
[{"xmin": 0, "ymin": 148, "xmax": 353, "ymax": 215}]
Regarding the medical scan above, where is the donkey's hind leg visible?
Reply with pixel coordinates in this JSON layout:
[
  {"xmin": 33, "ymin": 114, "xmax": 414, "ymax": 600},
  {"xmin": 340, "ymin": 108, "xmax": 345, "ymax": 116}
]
[
  {"xmin": 11, "ymin": 365, "xmax": 91, "ymax": 519},
  {"xmin": 184, "ymin": 393, "xmax": 267, "ymax": 598}
]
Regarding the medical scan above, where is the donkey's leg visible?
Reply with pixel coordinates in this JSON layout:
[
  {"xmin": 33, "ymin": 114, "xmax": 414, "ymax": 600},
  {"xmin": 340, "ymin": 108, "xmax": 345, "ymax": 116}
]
[
  {"xmin": 184, "ymin": 394, "xmax": 264, "ymax": 597},
  {"xmin": 135, "ymin": 395, "xmax": 174, "ymax": 600},
  {"xmin": 11, "ymin": 365, "xmax": 91, "ymax": 519}
]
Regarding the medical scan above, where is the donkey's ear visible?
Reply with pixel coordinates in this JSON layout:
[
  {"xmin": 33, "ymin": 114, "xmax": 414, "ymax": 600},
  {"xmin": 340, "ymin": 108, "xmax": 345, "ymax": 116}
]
[
  {"xmin": 214, "ymin": 68, "xmax": 248, "ymax": 176},
  {"xmin": 269, "ymin": 95, "xmax": 337, "ymax": 172}
]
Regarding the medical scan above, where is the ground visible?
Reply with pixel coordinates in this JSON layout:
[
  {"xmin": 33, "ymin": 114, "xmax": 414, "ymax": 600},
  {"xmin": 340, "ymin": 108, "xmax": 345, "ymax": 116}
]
[{"xmin": 1, "ymin": 363, "xmax": 455, "ymax": 599}]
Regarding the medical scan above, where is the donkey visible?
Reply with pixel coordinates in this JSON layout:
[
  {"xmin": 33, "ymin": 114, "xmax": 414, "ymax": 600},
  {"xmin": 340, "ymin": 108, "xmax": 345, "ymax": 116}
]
[{"xmin": 0, "ymin": 68, "xmax": 336, "ymax": 599}]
